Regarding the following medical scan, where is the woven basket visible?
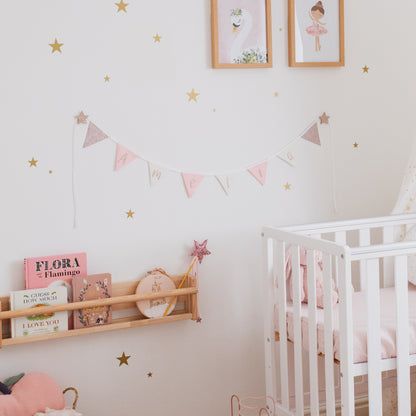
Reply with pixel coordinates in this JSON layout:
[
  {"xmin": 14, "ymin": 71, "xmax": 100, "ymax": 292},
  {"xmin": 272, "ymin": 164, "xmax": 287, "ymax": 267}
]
[{"xmin": 63, "ymin": 387, "xmax": 79, "ymax": 410}]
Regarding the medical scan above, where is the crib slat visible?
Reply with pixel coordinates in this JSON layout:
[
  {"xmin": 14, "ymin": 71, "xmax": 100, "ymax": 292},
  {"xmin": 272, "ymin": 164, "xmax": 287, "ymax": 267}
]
[
  {"xmin": 382, "ymin": 226, "xmax": 394, "ymax": 287},
  {"xmin": 292, "ymin": 245, "xmax": 304, "ymax": 415},
  {"xmin": 338, "ymin": 251, "xmax": 355, "ymax": 416},
  {"xmin": 323, "ymin": 253, "xmax": 336, "ymax": 416},
  {"xmin": 307, "ymin": 250, "xmax": 319, "ymax": 416},
  {"xmin": 359, "ymin": 228, "xmax": 371, "ymax": 291},
  {"xmin": 277, "ymin": 241, "xmax": 289, "ymax": 409},
  {"xmin": 366, "ymin": 258, "xmax": 382, "ymax": 416},
  {"xmin": 394, "ymin": 255, "xmax": 411, "ymax": 415},
  {"xmin": 334, "ymin": 231, "xmax": 346, "ymax": 287},
  {"xmin": 264, "ymin": 237, "xmax": 278, "ymax": 413}
]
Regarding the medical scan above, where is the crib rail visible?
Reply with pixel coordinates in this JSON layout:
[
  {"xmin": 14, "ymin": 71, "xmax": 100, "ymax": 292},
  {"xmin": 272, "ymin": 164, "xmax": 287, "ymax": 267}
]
[{"xmin": 263, "ymin": 214, "xmax": 416, "ymax": 416}]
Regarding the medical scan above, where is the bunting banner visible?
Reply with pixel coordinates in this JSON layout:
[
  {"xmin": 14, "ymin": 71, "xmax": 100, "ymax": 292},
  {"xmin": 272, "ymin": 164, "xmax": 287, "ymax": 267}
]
[
  {"xmin": 83, "ymin": 122, "xmax": 109, "ymax": 148},
  {"xmin": 148, "ymin": 162, "xmax": 166, "ymax": 186},
  {"xmin": 277, "ymin": 143, "xmax": 297, "ymax": 166},
  {"xmin": 76, "ymin": 113, "xmax": 327, "ymax": 198},
  {"xmin": 248, "ymin": 161, "xmax": 268, "ymax": 186},
  {"xmin": 300, "ymin": 122, "xmax": 321, "ymax": 146},
  {"xmin": 182, "ymin": 173, "xmax": 204, "ymax": 198},
  {"xmin": 216, "ymin": 175, "xmax": 232, "ymax": 196},
  {"xmin": 114, "ymin": 143, "xmax": 138, "ymax": 171}
]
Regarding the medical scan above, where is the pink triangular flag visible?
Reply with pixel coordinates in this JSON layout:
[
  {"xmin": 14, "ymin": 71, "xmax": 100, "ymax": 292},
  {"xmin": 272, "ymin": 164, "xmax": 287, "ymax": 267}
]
[
  {"xmin": 248, "ymin": 161, "xmax": 268, "ymax": 186},
  {"xmin": 301, "ymin": 122, "xmax": 321, "ymax": 146},
  {"xmin": 182, "ymin": 173, "xmax": 204, "ymax": 198},
  {"xmin": 114, "ymin": 143, "xmax": 138, "ymax": 171},
  {"xmin": 83, "ymin": 122, "xmax": 109, "ymax": 148}
]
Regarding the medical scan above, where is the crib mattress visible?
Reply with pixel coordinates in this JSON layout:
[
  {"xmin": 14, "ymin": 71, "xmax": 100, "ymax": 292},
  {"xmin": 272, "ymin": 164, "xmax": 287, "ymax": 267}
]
[{"xmin": 274, "ymin": 284, "xmax": 416, "ymax": 364}]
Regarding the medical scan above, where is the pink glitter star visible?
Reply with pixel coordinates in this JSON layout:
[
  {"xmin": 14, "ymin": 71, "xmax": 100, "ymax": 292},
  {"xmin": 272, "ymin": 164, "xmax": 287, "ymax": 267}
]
[
  {"xmin": 196, "ymin": 317, "xmax": 202, "ymax": 323},
  {"xmin": 191, "ymin": 239, "xmax": 211, "ymax": 264},
  {"xmin": 75, "ymin": 111, "xmax": 88, "ymax": 124}
]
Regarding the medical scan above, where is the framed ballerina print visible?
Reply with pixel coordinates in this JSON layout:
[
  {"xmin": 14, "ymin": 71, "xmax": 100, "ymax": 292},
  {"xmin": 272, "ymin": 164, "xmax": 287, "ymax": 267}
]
[
  {"xmin": 211, "ymin": 0, "xmax": 272, "ymax": 68},
  {"xmin": 288, "ymin": 0, "xmax": 344, "ymax": 67}
]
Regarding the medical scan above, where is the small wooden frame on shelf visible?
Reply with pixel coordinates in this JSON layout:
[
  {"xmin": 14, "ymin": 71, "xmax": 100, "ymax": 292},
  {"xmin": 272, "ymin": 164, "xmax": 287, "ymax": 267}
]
[{"xmin": 0, "ymin": 274, "xmax": 198, "ymax": 349}]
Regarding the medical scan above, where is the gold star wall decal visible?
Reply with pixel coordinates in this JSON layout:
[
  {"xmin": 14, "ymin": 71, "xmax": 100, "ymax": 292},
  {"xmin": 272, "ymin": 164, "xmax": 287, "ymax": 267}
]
[
  {"xmin": 104, "ymin": 75, "xmax": 110, "ymax": 82},
  {"xmin": 153, "ymin": 34, "xmax": 162, "ymax": 43},
  {"xmin": 49, "ymin": 170, "xmax": 53, "ymax": 174},
  {"xmin": 353, "ymin": 142, "xmax": 359, "ymax": 148},
  {"xmin": 319, "ymin": 112, "xmax": 330, "ymax": 124},
  {"xmin": 147, "ymin": 372, "xmax": 153, "ymax": 378},
  {"xmin": 126, "ymin": 209, "xmax": 134, "ymax": 218},
  {"xmin": 362, "ymin": 65, "xmax": 369, "ymax": 73},
  {"xmin": 75, "ymin": 111, "xmax": 88, "ymax": 124},
  {"xmin": 186, "ymin": 88, "xmax": 199, "ymax": 102},
  {"xmin": 284, "ymin": 182, "xmax": 291, "ymax": 191},
  {"xmin": 274, "ymin": 92, "xmax": 279, "ymax": 97},
  {"xmin": 117, "ymin": 352, "xmax": 131, "ymax": 366},
  {"xmin": 28, "ymin": 158, "xmax": 38, "ymax": 167},
  {"xmin": 49, "ymin": 38, "xmax": 64, "ymax": 53},
  {"xmin": 115, "ymin": 0, "xmax": 128, "ymax": 12}
]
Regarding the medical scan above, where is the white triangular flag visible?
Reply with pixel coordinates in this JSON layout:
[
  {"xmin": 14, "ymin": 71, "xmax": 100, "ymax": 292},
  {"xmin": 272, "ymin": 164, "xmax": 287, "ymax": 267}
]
[
  {"xmin": 216, "ymin": 175, "xmax": 231, "ymax": 196},
  {"xmin": 277, "ymin": 142, "xmax": 297, "ymax": 166},
  {"xmin": 148, "ymin": 162, "xmax": 166, "ymax": 186}
]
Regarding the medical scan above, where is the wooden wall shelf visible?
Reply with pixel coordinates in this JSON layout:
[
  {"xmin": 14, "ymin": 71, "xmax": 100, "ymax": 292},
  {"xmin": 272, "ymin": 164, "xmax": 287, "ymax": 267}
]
[{"xmin": 0, "ymin": 274, "xmax": 198, "ymax": 348}]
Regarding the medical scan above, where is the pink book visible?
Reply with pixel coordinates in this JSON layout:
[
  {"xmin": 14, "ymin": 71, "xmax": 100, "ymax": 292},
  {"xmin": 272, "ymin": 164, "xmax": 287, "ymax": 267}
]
[
  {"xmin": 72, "ymin": 273, "xmax": 112, "ymax": 329},
  {"xmin": 24, "ymin": 253, "xmax": 87, "ymax": 329}
]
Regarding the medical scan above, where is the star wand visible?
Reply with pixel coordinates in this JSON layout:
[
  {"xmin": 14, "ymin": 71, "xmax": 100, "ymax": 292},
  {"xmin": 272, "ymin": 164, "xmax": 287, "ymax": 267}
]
[{"xmin": 163, "ymin": 256, "xmax": 198, "ymax": 317}]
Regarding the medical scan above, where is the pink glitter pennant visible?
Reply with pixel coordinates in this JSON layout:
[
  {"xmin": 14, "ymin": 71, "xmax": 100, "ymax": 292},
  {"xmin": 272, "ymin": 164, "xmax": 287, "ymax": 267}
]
[
  {"xmin": 301, "ymin": 122, "xmax": 321, "ymax": 146},
  {"xmin": 182, "ymin": 173, "xmax": 204, "ymax": 198},
  {"xmin": 248, "ymin": 161, "xmax": 268, "ymax": 186},
  {"xmin": 114, "ymin": 143, "xmax": 138, "ymax": 171},
  {"xmin": 83, "ymin": 122, "xmax": 109, "ymax": 148}
]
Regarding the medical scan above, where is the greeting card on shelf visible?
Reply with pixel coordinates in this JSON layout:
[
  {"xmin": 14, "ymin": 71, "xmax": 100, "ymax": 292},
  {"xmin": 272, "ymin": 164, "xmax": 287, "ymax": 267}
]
[
  {"xmin": 10, "ymin": 287, "xmax": 68, "ymax": 338},
  {"xmin": 72, "ymin": 273, "xmax": 112, "ymax": 329}
]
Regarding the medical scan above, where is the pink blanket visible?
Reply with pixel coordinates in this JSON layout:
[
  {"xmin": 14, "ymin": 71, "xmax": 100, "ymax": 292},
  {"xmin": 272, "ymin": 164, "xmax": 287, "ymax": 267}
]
[{"xmin": 275, "ymin": 284, "xmax": 416, "ymax": 363}]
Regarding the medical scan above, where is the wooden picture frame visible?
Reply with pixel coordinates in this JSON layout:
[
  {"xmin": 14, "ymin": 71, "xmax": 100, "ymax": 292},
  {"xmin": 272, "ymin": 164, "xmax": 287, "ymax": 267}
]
[
  {"xmin": 288, "ymin": 0, "xmax": 344, "ymax": 67},
  {"xmin": 211, "ymin": 0, "xmax": 273, "ymax": 69}
]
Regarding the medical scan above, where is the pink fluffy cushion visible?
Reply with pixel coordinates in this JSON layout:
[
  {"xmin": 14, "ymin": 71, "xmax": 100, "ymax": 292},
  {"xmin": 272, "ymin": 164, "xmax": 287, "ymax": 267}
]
[{"xmin": 0, "ymin": 373, "xmax": 65, "ymax": 416}]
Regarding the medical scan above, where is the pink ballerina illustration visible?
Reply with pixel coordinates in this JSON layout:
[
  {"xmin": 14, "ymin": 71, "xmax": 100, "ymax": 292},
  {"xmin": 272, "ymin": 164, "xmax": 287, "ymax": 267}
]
[{"xmin": 306, "ymin": 1, "xmax": 327, "ymax": 52}]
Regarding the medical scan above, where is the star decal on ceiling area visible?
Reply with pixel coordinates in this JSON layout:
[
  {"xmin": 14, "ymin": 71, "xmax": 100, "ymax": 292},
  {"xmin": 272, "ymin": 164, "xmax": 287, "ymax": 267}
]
[
  {"xmin": 153, "ymin": 34, "xmax": 162, "ymax": 43},
  {"xmin": 319, "ymin": 112, "xmax": 330, "ymax": 124},
  {"xmin": 191, "ymin": 240, "xmax": 211, "ymax": 264},
  {"xmin": 75, "ymin": 111, "xmax": 88, "ymax": 124},
  {"xmin": 186, "ymin": 88, "xmax": 200, "ymax": 102},
  {"xmin": 284, "ymin": 182, "xmax": 291, "ymax": 191},
  {"xmin": 49, "ymin": 38, "xmax": 64, "ymax": 53},
  {"xmin": 126, "ymin": 209, "xmax": 134, "ymax": 218},
  {"xmin": 28, "ymin": 158, "xmax": 38, "ymax": 167},
  {"xmin": 362, "ymin": 65, "xmax": 369, "ymax": 73},
  {"xmin": 353, "ymin": 142, "xmax": 359, "ymax": 148},
  {"xmin": 104, "ymin": 75, "xmax": 110, "ymax": 82},
  {"xmin": 115, "ymin": 0, "xmax": 129, "ymax": 12},
  {"xmin": 117, "ymin": 352, "xmax": 131, "ymax": 366}
]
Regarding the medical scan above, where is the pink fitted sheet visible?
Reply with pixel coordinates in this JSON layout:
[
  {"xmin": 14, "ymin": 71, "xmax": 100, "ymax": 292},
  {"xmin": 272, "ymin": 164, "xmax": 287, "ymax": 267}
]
[{"xmin": 274, "ymin": 284, "xmax": 416, "ymax": 364}]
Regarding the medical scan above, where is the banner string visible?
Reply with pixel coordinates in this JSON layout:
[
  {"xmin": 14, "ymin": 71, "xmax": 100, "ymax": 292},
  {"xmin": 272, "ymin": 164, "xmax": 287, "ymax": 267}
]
[{"xmin": 71, "ymin": 120, "xmax": 78, "ymax": 229}]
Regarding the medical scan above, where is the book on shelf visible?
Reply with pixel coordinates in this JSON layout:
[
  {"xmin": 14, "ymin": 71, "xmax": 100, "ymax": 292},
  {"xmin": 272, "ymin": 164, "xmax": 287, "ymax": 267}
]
[
  {"xmin": 10, "ymin": 286, "xmax": 68, "ymax": 338},
  {"xmin": 72, "ymin": 273, "xmax": 112, "ymax": 329},
  {"xmin": 24, "ymin": 252, "xmax": 87, "ymax": 329}
]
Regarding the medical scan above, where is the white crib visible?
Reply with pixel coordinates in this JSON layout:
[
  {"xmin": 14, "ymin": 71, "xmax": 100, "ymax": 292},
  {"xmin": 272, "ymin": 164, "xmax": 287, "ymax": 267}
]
[{"xmin": 263, "ymin": 213, "xmax": 416, "ymax": 416}]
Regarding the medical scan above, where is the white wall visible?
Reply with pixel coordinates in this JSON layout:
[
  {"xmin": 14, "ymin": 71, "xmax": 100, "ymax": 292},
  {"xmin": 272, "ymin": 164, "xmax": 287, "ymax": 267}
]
[{"xmin": 0, "ymin": 0, "xmax": 415, "ymax": 415}]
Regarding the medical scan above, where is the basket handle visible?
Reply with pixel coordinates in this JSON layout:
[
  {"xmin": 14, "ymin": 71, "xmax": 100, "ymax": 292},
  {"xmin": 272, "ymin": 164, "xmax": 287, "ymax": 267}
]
[{"xmin": 63, "ymin": 387, "xmax": 79, "ymax": 410}]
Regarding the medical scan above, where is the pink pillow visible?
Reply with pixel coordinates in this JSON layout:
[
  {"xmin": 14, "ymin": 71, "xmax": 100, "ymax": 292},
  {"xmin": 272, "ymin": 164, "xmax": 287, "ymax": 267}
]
[
  {"xmin": 0, "ymin": 373, "xmax": 65, "ymax": 416},
  {"xmin": 284, "ymin": 246, "xmax": 338, "ymax": 308}
]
